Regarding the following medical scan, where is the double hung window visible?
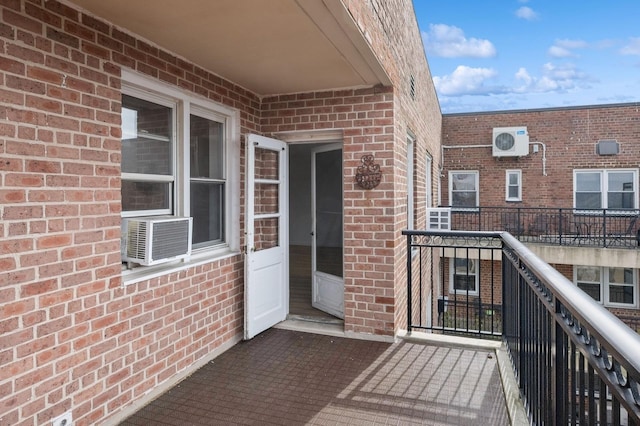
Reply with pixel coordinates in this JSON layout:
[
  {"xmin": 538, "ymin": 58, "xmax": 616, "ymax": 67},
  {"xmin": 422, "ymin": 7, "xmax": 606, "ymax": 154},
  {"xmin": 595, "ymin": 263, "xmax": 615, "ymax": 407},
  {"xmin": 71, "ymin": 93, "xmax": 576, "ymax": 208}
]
[
  {"xmin": 574, "ymin": 169, "xmax": 637, "ymax": 210},
  {"xmin": 121, "ymin": 71, "xmax": 238, "ymax": 268},
  {"xmin": 449, "ymin": 171, "xmax": 478, "ymax": 209},
  {"xmin": 575, "ymin": 266, "xmax": 637, "ymax": 307},
  {"xmin": 505, "ymin": 170, "xmax": 522, "ymax": 202},
  {"xmin": 451, "ymin": 257, "xmax": 478, "ymax": 295}
]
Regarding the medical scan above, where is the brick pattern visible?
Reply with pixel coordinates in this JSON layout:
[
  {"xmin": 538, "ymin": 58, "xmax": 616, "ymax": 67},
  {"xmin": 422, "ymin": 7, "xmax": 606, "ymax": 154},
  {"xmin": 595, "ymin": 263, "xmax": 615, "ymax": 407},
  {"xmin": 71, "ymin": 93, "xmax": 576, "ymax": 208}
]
[
  {"xmin": 0, "ymin": 1, "xmax": 258, "ymax": 424},
  {"xmin": 0, "ymin": 0, "xmax": 443, "ymax": 424},
  {"xmin": 442, "ymin": 107, "xmax": 640, "ymax": 329},
  {"xmin": 442, "ymin": 105, "xmax": 640, "ymax": 207}
]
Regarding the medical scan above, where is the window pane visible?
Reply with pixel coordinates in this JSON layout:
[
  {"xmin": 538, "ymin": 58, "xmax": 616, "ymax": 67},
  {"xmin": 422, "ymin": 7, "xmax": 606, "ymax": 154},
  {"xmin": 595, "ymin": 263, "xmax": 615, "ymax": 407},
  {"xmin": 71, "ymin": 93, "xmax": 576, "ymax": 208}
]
[
  {"xmin": 454, "ymin": 275, "xmax": 476, "ymax": 291},
  {"xmin": 190, "ymin": 115, "xmax": 223, "ymax": 179},
  {"xmin": 191, "ymin": 182, "xmax": 224, "ymax": 246},
  {"xmin": 121, "ymin": 95, "xmax": 173, "ymax": 175},
  {"xmin": 452, "ymin": 173, "xmax": 476, "ymax": 191},
  {"xmin": 576, "ymin": 192, "xmax": 601, "ymax": 209},
  {"xmin": 607, "ymin": 193, "xmax": 634, "ymax": 209},
  {"xmin": 509, "ymin": 173, "xmax": 519, "ymax": 185},
  {"xmin": 609, "ymin": 285, "xmax": 634, "ymax": 304},
  {"xmin": 508, "ymin": 186, "xmax": 519, "ymax": 198},
  {"xmin": 608, "ymin": 268, "xmax": 634, "ymax": 284},
  {"xmin": 576, "ymin": 173, "xmax": 600, "ymax": 191},
  {"xmin": 121, "ymin": 181, "xmax": 171, "ymax": 211},
  {"xmin": 576, "ymin": 266, "xmax": 600, "ymax": 282},
  {"xmin": 578, "ymin": 283, "xmax": 601, "ymax": 302},
  {"xmin": 608, "ymin": 172, "xmax": 634, "ymax": 192},
  {"xmin": 452, "ymin": 191, "xmax": 476, "ymax": 207}
]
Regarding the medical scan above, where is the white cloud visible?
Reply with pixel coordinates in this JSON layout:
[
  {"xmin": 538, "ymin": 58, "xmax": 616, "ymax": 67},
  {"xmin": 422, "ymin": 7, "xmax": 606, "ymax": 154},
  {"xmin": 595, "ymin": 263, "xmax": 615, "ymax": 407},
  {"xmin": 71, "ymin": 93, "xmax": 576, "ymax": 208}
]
[
  {"xmin": 548, "ymin": 39, "xmax": 589, "ymax": 58},
  {"xmin": 620, "ymin": 37, "xmax": 640, "ymax": 55},
  {"xmin": 556, "ymin": 39, "xmax": 589, "ymax": 49},
  {"xmin": 514, "ymin": 63, "xmax": 590, "ymax": 93},
  {"xmin": 515, "ymin": 6, "xmax": 538, "ymax": 20},
  {"xmin": 433, "ymin": 66, "xmax": 501, "ymax": 96},
  {"xmin": 422, "ymin": 24, "xmax": 496, "ymax": 58},
  {"xmin": 548, "ymin": 46, "xmax": 573, "ymax": 58}
]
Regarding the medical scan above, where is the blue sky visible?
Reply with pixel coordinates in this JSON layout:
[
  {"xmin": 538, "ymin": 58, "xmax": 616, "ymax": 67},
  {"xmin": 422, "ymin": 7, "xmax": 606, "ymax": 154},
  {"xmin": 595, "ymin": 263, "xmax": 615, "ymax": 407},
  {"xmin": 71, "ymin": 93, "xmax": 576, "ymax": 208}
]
[{"xmin": 413, "ymin": 1, "xmax": 640, "ymax": 113}]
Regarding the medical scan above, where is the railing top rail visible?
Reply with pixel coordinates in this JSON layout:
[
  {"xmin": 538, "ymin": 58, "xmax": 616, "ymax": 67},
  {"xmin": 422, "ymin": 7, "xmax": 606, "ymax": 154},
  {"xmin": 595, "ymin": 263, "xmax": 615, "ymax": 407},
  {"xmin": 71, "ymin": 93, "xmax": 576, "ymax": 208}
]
[{"xmin": 502, "ymin": 231, "xmax": 640, "ymax": 377}]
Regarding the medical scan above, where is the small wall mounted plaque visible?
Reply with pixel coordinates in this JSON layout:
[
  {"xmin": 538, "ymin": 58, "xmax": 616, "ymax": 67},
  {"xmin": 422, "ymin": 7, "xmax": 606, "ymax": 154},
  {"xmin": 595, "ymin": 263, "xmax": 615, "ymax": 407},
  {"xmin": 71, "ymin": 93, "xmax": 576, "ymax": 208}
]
[{"xmin": 355, "ymin": 154, "xmax": 382, "ymax": 189}]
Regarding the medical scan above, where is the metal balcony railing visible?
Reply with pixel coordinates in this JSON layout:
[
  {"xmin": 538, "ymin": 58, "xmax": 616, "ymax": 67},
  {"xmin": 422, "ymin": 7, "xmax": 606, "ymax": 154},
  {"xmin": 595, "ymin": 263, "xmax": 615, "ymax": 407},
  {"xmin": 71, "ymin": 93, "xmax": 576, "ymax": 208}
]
[
  {"xmin": 443, "ymin": 206, "xmax": 640, "ymax": 249},
  {"xmin": 403, "ymin": 229, "xmax": 640, "ymax": 425}
]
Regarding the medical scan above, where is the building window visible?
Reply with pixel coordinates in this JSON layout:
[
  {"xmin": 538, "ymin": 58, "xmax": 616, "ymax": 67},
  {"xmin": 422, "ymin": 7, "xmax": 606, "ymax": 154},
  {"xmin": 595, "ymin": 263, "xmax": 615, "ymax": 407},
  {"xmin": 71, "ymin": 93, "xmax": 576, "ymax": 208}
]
[
  {"xmin": 449, "ymin": 171, "xmax": 478, "ymax": 209},
  {"xmin": 189, "ymin": 110, "xmax": 226, "ymax": 248},
  {"xmin": 575, "ymin": 266, "xmax": 637, "ymax": 307},
  {"xmin": 121, "ymin": 70, "xmax": 239, "ymax": 270},
  {"xmin": 451, "ymin": 257, "xmax": 478, "ymax": 295},
  {"xmin": 574, "ymin": 169, "xmax": 637, "ymax": 210},
  {"xmin": 121, "ymin": 94, "xmax": 175, "ymax": 215},
  {"xmin": 505, "ymin": 170, "xmax": 522, "ymax": 202}
]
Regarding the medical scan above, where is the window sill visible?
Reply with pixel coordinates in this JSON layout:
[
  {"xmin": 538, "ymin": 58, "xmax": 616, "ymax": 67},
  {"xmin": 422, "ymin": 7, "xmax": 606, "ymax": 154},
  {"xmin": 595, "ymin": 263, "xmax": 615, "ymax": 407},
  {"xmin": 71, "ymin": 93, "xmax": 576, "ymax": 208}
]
[{"xmin": 122, "ymin": 247, "xmax": 241, "ymax": 286}]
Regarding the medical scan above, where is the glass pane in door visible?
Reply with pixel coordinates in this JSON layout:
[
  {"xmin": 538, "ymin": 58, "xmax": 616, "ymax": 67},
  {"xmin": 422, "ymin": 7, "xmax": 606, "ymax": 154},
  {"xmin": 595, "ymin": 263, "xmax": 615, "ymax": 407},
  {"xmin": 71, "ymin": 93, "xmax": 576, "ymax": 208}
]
[
  {"xmin": 315, "ymin": 149, "xmax": 343, "ymax": 277},
  {"xmin": 252, "ymin": 146, "xmax": 280, "ymax": 252}
]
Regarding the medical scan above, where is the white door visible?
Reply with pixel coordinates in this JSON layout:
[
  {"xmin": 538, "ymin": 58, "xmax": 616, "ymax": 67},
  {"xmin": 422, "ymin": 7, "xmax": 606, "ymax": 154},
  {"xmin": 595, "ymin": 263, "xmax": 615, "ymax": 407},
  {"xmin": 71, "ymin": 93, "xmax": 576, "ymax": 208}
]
[
  {"xmin": 244, "ymin": 134, "xmax": 288, "ymax": 339},
  {"xmin": 311, "ymin": 145, "xmax": 344, "ymax": 319}
]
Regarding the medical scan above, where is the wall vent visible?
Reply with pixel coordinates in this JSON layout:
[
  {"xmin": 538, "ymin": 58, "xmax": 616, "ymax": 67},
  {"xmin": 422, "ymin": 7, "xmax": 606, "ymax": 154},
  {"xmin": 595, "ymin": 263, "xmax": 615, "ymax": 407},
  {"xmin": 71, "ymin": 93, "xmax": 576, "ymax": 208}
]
[{"xmin": 596, "ymin": 139, "xmax": 619, "ymax": 155}]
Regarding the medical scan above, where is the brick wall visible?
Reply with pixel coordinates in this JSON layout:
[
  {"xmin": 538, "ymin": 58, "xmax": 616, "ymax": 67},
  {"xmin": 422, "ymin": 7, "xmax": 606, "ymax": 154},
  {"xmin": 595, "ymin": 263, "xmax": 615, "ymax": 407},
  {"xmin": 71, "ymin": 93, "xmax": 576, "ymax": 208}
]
[
  {"xmin": 0, "ymin": 0, "xmax": 443, "ymax": 424},
  {"xmin": 0, "ymin": 1, "xmax": 258, "ymax": 424},
  {"xmin": 442, "ymin": 104, "xmax": 640, "ymax": 207}
]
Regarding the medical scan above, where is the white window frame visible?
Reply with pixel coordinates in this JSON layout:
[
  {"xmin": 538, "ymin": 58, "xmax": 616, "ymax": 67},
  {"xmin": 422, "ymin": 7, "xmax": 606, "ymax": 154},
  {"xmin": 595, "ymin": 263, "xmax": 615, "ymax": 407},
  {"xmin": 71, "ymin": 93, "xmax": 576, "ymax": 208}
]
[
  {"xmin": 121, "ymin": 70, "xmax": 240, "ymax": 281},
  {"xmin": 573, "ymin": 169, "xmax": 638, "ymax": 211},
  {"xmin": 450, "ymin": 256, "xmax": 479, "ymax": 296},
  {"xmin": 505, "ymin": 169, "xmax": 522, "ymax": 202},
  {"xmin": 407, "ymin": 134, "xmax": 415, "ymax": 230},
  {"xmin": 574, "ymin": 266, "xmax": 638, "ymax": 308},
  {"xmin": 121, "ymin": 89, "xmax": 177, "ymax": 217},
  {"xmin": 426, "ymin": 153, "xmax": 433, "ymax": 208},
  {"xmin": 449, "ymin": 170, "xmax": 479, "ymax": 210}
]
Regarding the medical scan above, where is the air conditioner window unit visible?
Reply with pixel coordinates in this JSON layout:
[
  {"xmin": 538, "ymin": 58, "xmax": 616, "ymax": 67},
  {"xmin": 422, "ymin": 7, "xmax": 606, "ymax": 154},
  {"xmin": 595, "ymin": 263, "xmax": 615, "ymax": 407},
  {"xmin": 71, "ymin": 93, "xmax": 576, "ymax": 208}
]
[
  {"xmin": 492, "ymin": 127, "xmax": 529, "ymax": 157},
  {"xmin": 121, "ymin": 216, "xmax": 192, "ymax": 266}
]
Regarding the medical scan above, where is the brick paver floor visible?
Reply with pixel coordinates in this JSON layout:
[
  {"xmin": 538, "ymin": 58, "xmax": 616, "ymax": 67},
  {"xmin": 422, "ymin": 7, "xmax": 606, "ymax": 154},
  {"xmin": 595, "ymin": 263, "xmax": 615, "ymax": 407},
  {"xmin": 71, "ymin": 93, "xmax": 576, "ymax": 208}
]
[{"xmin": 120, "ymin": 328, "xmax": 509, "ymax": 425}]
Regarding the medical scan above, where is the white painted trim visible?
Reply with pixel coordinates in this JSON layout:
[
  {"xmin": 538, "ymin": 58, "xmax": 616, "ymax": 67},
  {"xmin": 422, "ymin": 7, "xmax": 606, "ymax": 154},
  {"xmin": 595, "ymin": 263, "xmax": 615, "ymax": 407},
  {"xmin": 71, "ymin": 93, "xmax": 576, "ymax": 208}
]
[{"xmin": 273, "ymin": 128, "xmax": 343, "ymax": 143}]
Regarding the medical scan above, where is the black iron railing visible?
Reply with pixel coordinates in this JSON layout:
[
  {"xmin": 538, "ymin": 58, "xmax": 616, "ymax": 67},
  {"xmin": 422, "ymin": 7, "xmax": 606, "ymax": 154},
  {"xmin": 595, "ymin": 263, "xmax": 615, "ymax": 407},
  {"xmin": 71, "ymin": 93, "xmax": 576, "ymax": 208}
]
[
  {"xmin": 441, "ymin": 206, "xmax": 640, "ymax": 249},
  {"xmin": 404, "ymin": 229, "xmax": 640, "ymax": 425}
]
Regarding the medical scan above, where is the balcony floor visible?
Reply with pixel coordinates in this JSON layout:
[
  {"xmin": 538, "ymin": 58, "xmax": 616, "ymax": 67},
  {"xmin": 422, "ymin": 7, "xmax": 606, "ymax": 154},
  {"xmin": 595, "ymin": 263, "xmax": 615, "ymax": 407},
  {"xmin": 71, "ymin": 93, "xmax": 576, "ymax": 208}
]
[{"xmin": 119, "ymin": 328, "xmax": 509, "ymax": 425}]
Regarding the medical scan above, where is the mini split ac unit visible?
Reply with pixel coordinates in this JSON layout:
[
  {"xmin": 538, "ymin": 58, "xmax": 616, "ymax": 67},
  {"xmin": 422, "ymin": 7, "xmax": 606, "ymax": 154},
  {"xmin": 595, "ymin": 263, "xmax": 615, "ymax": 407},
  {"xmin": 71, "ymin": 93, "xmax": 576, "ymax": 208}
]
[
  {"xmin": 121, "ymin": 216, "xmax": 192, "ymax": 266},
  {"xmin": 492, "ymin": 127, "xmax": 529, "ymax": 157}
]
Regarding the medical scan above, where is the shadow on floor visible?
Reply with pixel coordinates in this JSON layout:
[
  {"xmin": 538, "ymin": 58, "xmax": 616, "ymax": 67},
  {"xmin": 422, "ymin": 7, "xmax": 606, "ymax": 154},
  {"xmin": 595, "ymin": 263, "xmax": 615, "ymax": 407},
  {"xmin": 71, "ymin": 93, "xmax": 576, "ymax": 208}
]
[{"xmin": 120, "ymin": 329, "xmax": 509, "ymax": 425}]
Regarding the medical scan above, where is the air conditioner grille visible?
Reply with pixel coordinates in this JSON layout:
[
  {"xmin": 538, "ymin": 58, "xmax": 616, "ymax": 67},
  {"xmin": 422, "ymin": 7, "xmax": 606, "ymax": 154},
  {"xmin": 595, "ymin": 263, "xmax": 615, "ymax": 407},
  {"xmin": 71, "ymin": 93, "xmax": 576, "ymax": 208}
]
[
  {"xmin": 151, "ymin": 220, "xmax": 191, "ymax": 260},
  {"xmin": 495, "ymin": 133, "xmax": 515, "ymax": 151},
  {"xmin": 127, "ymin": 221, "xmax": 147, "ymax": 259}
]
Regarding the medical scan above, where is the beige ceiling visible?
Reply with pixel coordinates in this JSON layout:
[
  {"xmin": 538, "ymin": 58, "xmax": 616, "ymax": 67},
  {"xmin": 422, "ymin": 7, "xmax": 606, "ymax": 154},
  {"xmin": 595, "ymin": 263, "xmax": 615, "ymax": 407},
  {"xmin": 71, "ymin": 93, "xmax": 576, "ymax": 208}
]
[{"xmin": 67, "ymin": 0, "xmax": 391, "ymax": 96}]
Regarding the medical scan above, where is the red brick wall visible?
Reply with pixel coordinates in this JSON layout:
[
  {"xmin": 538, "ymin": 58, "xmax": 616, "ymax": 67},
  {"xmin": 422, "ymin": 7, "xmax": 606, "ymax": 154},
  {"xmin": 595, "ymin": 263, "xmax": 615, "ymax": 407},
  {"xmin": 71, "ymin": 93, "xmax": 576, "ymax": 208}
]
[
  {"xmin": 0, "ymin": 1, "xmax": 258, "ymax": 424},
  {"xmin": 442, "ymin": 105, "xmax": 640, "ymax": 207},
  {"xmin": 0, "ymin": 0, "xmax": 442, "ymax": 424}
]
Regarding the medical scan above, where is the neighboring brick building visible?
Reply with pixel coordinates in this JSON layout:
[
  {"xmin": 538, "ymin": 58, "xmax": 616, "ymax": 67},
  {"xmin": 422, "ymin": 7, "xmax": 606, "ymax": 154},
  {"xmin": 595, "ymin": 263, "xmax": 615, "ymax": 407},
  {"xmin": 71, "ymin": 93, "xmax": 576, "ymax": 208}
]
[
  {"xmin": 440, "ymin": 104, "xmax": 640, "ymax": 330},
  {"xmin": 0, "ymin": 0, "xmax": 441, "ymax": 424}
]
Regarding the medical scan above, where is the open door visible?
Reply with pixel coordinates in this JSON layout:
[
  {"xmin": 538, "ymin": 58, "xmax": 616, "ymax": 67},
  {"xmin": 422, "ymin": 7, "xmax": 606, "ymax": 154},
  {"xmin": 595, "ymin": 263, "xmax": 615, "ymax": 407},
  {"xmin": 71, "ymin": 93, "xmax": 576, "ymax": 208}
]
[
  {"xmin": 311, "ymin": 145, "xmax": 344, "ymax": 319},
  {"xmin": 245, "ymin": 134, "xmax": 288, "ymax": 339}
]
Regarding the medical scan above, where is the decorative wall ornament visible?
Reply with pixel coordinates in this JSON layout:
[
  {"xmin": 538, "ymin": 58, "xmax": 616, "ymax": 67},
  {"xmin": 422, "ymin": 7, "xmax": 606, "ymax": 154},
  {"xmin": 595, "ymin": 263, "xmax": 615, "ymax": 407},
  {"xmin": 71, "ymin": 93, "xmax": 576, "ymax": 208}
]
[{"xmin": 355, "ymin": 154, "xmax": 382, "ymax": 189}]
